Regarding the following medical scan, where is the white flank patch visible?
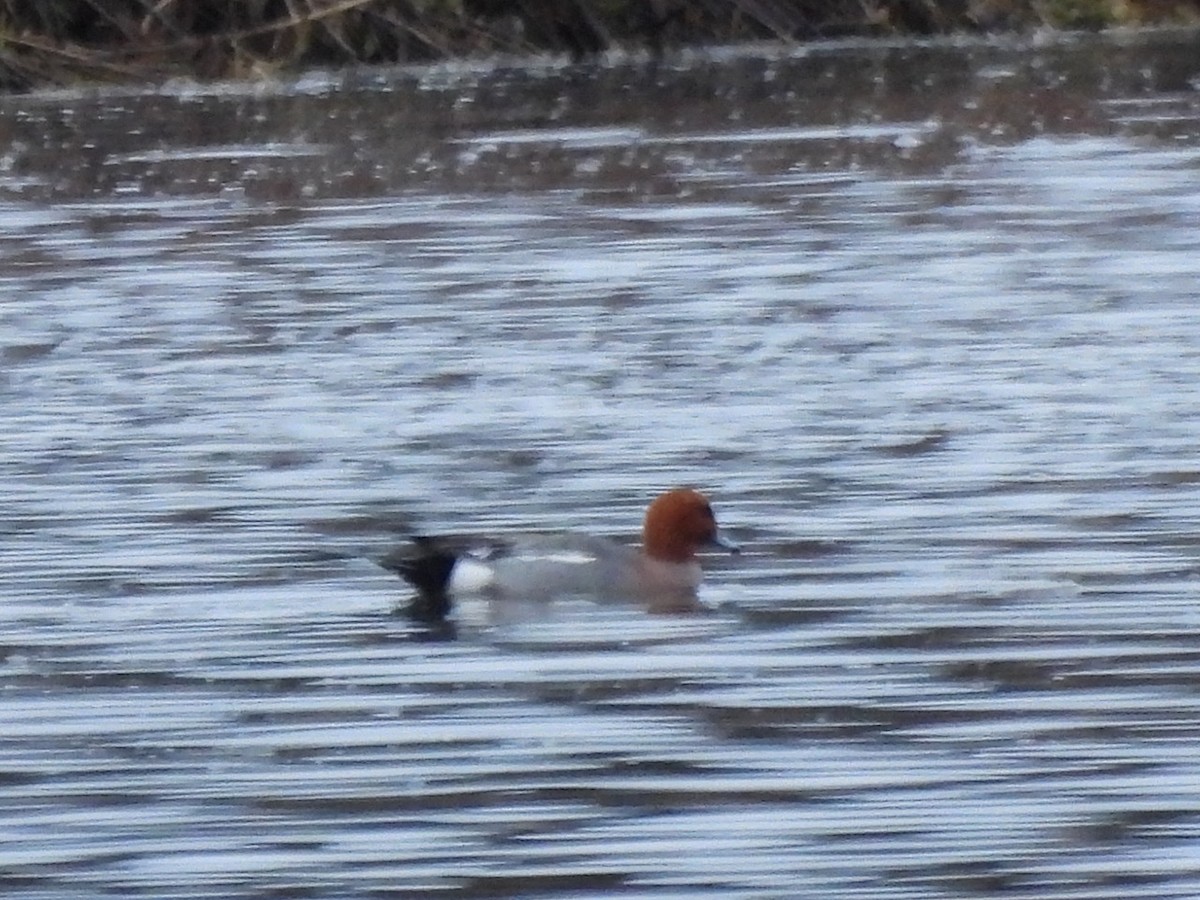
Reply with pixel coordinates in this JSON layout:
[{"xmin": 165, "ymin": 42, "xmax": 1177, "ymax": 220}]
[{"xmin": 447, "ymin": 558, "xmax": 495, "ymax": 594}]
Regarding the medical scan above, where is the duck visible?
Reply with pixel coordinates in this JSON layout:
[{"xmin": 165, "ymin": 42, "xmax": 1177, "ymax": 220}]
[{"xmin": 381, "ymin": 488, "xmax": 738, "ymax": 620}]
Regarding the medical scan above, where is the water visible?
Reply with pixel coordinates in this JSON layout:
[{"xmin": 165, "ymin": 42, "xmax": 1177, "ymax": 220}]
[{"xmin": 3, "ymin": 27, "xmax": 1200, "ymax": 899}]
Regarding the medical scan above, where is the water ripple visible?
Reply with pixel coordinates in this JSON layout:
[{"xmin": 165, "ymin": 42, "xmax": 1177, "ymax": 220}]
[{"xmin": 3, "ymin": 30, "xmax": 1200, "ymax": 900}]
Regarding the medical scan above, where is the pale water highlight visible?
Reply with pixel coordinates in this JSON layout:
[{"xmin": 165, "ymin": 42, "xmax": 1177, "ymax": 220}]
[{"xmin": 2, "ymin": 29, "xmax": 1200, "ymax": 899}]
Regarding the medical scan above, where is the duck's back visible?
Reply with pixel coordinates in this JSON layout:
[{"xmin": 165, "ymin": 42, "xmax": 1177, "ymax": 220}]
[{"xmin": 453, "ymin": 532, "xmax": 640, "ymax": 599}]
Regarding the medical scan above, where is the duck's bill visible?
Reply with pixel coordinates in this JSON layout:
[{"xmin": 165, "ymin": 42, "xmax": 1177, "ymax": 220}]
[{"xmin": 710, "ymin": 532, "xmax": 741, "ymax": 554}]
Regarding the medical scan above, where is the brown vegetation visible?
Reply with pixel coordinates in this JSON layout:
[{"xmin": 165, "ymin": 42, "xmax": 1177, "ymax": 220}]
[{"xmin": 0, "ymin": 0, "xmax": 1196, "ymax": 90}]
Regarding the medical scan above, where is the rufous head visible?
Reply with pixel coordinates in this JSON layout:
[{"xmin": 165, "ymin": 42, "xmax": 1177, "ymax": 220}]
[{"xmin": 642, "ymin": 488, "xmax": 739, "ymax": 563}]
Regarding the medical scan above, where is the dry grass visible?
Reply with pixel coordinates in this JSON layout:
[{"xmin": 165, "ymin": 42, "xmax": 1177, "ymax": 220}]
[{"xmin": 0, "ymin": 0, "xmax": 1196, "ymax": 90}]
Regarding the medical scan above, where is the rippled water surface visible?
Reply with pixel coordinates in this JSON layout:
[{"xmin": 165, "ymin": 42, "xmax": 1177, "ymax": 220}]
[{"xmin": 3, "ymin": 28, "xmax": 1200, "ymax": 899}]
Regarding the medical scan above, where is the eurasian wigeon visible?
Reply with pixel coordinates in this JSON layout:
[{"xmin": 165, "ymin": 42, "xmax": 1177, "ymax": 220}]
[{"xmin": 382, "ymin": 488, "xmax": 738, "ymax": 619}]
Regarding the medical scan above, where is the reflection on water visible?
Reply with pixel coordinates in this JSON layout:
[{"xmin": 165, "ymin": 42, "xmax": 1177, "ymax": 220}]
[{"xmin": 3, "ymin": 28, "xmax": 1200, "ymax": 900}]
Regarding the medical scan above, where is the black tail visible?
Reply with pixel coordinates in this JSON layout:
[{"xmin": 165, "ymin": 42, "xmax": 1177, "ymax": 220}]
[{"xmin": 379, "ymin": 537, "xmax": 456, "ymax": 620}]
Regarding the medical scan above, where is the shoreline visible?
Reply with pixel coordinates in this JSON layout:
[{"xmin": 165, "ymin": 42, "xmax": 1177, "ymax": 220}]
[{"xmin": 1, "ymin": 0, "xmax": 1197, "ymax": 92}]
